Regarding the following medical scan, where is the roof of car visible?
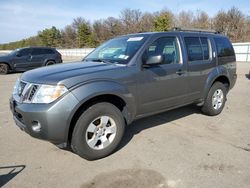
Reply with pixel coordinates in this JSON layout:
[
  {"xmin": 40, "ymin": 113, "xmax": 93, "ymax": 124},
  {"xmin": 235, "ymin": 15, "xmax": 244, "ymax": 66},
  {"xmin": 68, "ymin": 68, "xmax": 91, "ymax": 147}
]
[{"xmin": 123, "ymin": 28, "xmax": 226, "ymax": 38}]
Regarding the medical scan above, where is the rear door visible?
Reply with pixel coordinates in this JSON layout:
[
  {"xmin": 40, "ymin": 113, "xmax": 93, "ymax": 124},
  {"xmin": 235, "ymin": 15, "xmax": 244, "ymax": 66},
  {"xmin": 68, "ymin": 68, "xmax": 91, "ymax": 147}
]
[
  {"xmin": 30, "ymin": 48, "xmax": 46, "ymax": 68},
  {"xmin": 137, "ymin": 35, "xmax": 189, "ymax": 115},
  {"xmin": 182, "ymin": 35, "xmax": 216, "ymax": 101}
]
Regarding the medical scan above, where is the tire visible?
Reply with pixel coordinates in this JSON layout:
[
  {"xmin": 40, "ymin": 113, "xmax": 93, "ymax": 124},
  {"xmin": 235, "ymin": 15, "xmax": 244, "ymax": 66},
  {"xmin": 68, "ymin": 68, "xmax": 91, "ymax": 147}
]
[
  {"xmin": 201, "ymin": 82, "xmax": 227, "ymax": 116},
  {"xmin": 45, "ymin": 61, "xmax": 55, "ymax": 66},
  {"xmin": 71, "ymin": 102, "xmax": 125, "ymax": 160},
  {"xmin": 0, "ymin": 63, "xmax": 9, "ymax": 74}
]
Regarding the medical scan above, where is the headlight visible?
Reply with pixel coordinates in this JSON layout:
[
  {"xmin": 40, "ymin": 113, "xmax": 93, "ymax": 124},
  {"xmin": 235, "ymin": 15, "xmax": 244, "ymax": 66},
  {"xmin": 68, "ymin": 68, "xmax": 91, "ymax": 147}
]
[
  {"xmin": 32, "ymin": 84, "xmax": 68, "ymax": 104},
  {"xmin": 13, "ymin": 78, "xmax": 20, "ymax": 95}
]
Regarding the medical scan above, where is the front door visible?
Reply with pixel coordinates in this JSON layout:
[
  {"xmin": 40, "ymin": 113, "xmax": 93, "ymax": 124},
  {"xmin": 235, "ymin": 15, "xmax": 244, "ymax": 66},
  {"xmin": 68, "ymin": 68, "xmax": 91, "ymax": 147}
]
[
  {"xmin": 12, "ymin": 48, "xmax": 32, "ymax": 70},
  {"xmin": 137, "ymin": 36, "xmax": 188, "ymax": 115}
]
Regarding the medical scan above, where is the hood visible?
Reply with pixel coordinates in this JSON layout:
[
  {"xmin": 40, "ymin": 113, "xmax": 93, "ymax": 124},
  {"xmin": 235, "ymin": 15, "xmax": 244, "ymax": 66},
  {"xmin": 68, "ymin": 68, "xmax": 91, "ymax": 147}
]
[
  {"xmin": 21, "ymin": 61, "xmax": 126, "ymax": 87},
  {"xmin": 0, "ymin": 54, "xmax": 10, "ymax": 60}
]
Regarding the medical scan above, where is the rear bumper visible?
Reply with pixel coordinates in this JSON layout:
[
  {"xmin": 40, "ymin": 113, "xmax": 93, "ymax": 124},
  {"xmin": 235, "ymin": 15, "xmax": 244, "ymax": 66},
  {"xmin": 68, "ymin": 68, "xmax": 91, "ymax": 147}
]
[{"xmin": 9, "ymin": 92, "xmax": 79, "ymax": 144}]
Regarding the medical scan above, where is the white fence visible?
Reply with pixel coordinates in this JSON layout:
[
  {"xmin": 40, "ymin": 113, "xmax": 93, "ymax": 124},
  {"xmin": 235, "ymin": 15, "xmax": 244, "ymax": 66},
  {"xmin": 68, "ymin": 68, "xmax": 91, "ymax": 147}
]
[
  {"xmin": 232, "ymin": 43, "xmax": 250, "ymax": 62},
  {"xmin": 57, "ymin": 48, "xmax": 94, "ymax": 57},
  {"xmin": 0, "ymin": 43, "xmax": 250, "ymax": 62}
]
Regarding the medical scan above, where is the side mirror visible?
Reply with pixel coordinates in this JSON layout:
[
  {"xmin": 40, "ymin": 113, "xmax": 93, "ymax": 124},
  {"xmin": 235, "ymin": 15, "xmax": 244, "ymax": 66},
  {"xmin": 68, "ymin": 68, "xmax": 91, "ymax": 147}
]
[
  {"xmin": 144, "ymin": 55, "xmax": 163, "ymax": 66},
  {"xmin": 16, "ymin": 52, "xmax": 21, "ymax": 57}
]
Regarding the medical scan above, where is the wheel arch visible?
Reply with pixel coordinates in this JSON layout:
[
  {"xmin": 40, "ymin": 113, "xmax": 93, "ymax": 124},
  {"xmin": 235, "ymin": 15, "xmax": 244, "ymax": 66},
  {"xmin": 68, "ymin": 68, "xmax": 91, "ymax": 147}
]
[
  {"xmin": 0, "ymin": 62, "xmax": 12, "ymax": 70},
  {"xmin": 203, "ymin": 73, "xmax": 230, "ymax": 100},
  {"xmin": 67, "ymin": 93, "xmax": 130, "ymax": 143},
  {"xmin": 44, "ymin": 59, "xmax": 56, "ymax": 66}
]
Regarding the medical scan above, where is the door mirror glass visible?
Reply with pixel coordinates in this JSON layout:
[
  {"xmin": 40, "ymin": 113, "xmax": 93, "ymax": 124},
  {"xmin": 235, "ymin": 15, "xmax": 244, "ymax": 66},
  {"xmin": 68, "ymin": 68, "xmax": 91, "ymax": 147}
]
[
  {"xmin": 145, "ymin": 55, "xmax": 163, "ymax": 65},
  {"xmin": 16, "ymin": 52, "xmax": 21, "ymax": 57}
]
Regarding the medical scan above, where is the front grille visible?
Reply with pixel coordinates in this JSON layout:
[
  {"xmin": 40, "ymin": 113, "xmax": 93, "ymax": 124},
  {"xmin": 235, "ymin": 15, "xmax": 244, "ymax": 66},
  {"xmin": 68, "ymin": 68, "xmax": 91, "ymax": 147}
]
[
  {"xmin": 18, "ymin": 81, "xmax": 27, "ymax": 96},
  {"xmin": 28, "ymin": 85, "xmax": 39, "ymax": 101},
  {"xmin": 14, "ymin": 81, "xmax": 39, "ymax": 103}
]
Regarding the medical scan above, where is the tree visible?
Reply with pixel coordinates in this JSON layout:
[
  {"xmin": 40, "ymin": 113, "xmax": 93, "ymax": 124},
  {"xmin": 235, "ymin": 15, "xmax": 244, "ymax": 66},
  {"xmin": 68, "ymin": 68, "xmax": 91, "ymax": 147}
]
[
  {"xmin": 154, "ymin": 11, "xmax": 174, "ymax": 31},
  {"xmin": 61, "ymin": 25, "xmax": 77, "ymax": 48},
  {"xmin": 38, "ymin": 26, "xmax": 62, "ymax": 47},
  {"xmin": 120, "ymin": 9, "xmax": 143, "ymax": 33},
  {"xmin": 193, "ymin": 11, "xmax": 211, "ymax": 29},
  {"xmin": 213, "ymin": 7, "xmax": 245, "ymax": 42},
  {"xmin": 177, "ymin": 11, "xmax": 194, "ymax": 28},
  {"xmin": 140, "ymin": 12, "xmax": 155, "ymax": 32},
  {"xmin": 77, "ymin": 23, "xmax": 97, "ymax": 47}
]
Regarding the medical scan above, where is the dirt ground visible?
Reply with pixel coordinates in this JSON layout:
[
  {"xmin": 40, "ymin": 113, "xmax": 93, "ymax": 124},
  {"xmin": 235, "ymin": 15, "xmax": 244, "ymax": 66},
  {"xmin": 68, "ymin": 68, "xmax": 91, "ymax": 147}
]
[{"xmin": 0, "ymin": 62, "xmax": 250, "ymax": 188}]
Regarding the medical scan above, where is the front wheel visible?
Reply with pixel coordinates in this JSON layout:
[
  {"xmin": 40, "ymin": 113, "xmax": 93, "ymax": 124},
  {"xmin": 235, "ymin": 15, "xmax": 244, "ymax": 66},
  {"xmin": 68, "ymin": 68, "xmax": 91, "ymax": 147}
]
[
  {"xmin": 0, "ymin": 63, "xmax": 9, "ymax": 74},
  {"xmin": 71, "ymin": 102, "xmax": 125, "ymax": 160},
  {"xmin": 201, "ymin": 82, "xmax": 227, "ymax": 116}
]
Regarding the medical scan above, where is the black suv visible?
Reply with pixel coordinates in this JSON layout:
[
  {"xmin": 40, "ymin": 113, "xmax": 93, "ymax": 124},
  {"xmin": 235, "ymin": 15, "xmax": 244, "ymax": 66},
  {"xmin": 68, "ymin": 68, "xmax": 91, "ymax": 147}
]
[
  {"xmin": 0, "ymin": 47, "xmax": 62, "ymax": 74},
  {"xmin": 10, "ymin": 29, "xmax": 237, "ymax": 160}
]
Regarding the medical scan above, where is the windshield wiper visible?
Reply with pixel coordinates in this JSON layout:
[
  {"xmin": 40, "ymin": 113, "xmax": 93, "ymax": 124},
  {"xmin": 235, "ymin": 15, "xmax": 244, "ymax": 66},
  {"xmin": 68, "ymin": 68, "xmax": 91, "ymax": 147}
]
[{"xmin": 85, "ymin": 58, "xmax": 112, "ymax": 64}]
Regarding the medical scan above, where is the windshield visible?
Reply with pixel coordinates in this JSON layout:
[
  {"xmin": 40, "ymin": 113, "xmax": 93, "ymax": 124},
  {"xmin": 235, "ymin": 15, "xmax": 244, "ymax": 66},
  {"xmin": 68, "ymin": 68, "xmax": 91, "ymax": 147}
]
[
  {"xmin": 85, "ymin": 35, "xmax": 148, "ymax": 64},
  {"xmin": 9, "ymin": 49, "xmax": 19, "ymax": 55}
]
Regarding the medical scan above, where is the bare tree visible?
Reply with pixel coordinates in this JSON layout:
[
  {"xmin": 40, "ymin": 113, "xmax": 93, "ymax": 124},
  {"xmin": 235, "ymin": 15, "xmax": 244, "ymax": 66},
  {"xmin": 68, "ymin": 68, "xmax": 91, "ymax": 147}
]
[
  {"xmin": 193, "ymin": 11, "xmax": 211, "ymax": 29},
  {"xmin": 176, "ymin": 11, "xmax": 194, "ymax": 28}
]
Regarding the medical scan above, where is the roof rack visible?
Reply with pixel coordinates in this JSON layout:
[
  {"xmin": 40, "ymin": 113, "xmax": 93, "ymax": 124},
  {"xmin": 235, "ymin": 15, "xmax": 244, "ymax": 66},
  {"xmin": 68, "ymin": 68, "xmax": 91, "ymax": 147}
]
[{"xmin": 172, "ymin": 27, "xmax": 221, "ymax": 34}]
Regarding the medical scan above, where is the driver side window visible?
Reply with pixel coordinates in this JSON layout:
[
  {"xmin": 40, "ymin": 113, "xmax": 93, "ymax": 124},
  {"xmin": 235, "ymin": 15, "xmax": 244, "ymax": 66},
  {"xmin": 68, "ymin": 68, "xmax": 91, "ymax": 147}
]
[
  {"xmin": 19, "ymin": 49, "xmax": 31, "ymax": 56},
  {"xmin": 144, "ymin": 37, "xmax": 180, "ymax": 64}
]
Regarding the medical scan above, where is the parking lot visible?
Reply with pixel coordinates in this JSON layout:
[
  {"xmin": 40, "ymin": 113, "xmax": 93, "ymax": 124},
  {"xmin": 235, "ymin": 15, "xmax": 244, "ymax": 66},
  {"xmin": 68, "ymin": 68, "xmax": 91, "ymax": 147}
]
[{"xmin": 0, "ymin": 62, "xmax": 250, "ymax": 188}]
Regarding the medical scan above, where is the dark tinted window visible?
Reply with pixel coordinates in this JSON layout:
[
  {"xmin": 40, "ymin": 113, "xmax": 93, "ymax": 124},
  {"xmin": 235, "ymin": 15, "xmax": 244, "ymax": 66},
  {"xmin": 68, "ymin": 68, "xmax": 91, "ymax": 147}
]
[
  {"xmin": 32, "ymin": 48, "xmax": 55, "ymax": 55},
  {"xmin": 145, "ymin": 37, "xmax": 180, "ymax": 64},
  {"xmin": 184, "ymin": 37, "xmax": 203, "ymax": 61},
  {"xmin": 19, "ymin": 49, "xmax": 31, "ymax": 56},
  {"xmin": 214, "ymin": 37, "xmax": 234, "ymax": 57},
  {"xmin": 32, "ymin": 49, "xmax": 42, "ymax": 55},
  {"xmin": 200, "ymin": 37, "xmax": 209, "ymax": 60},
  {"xmin": 43, "ymin": 49, "xmax": 55, "ymax": 54}
]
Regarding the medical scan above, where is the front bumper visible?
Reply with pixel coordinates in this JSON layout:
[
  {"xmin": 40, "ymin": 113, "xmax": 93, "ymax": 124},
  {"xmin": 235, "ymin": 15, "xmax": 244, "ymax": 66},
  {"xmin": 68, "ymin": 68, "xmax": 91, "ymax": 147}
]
[{"xmin": 9, "ymin": 92, "xmax": 79, "ymax": 144}]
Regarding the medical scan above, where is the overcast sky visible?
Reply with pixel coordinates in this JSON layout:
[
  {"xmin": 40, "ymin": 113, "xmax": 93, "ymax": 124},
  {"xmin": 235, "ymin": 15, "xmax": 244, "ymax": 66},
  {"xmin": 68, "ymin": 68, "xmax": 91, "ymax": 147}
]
[{"xmin": 0, "ymin": 0, "xmax": 249, "ymax": 44}]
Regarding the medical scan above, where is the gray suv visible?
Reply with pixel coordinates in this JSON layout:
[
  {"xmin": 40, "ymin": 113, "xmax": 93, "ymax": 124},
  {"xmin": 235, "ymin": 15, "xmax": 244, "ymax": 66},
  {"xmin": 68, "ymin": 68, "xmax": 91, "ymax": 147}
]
[
  {"xmin": 10, "ymin": 29, "xmax": 237, "ymax": 160},
  {"xmin": 0, "ymin": 47, "xmax": 62, "ymax": 74}
]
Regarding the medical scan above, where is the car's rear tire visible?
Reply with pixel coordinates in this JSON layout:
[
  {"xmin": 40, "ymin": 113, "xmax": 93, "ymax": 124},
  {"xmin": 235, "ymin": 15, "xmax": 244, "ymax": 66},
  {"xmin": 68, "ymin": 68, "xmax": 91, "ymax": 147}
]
[
  {"xmin": 0, "ymin": 63, "xmax": 9, "ymax": 74},
  {"xmin": 201, "ymin": 82, "xmax": 227, "ymax": 116},
  {"xmin": 45, "ymin": 61, "xmax": 55, "ymax": 66},
  {"xmin": 71, "ymin": 102, "xmax": 125, "ymax": 160}
]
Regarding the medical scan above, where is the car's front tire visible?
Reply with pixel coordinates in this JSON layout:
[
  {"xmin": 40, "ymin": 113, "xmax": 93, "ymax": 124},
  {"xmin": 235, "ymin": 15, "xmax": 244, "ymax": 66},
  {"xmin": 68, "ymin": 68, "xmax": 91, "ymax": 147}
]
[
  {"xmin": 201, "ymin": 82, "xmax": 227, "ymax": 116},
  {"xmin": 0, "ymin": 63, "xmax": 9, "ymax": 74},
  {"xmin": 71, "ymin": 102, "xmax": 125, "ymax": 160}
]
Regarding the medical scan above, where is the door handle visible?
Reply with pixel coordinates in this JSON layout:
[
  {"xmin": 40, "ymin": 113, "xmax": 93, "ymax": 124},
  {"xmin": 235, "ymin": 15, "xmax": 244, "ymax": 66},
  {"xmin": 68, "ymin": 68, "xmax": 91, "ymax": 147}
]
[{"xmin": 176, "ymin": 70, "xmax": 185, "ymax": 75}]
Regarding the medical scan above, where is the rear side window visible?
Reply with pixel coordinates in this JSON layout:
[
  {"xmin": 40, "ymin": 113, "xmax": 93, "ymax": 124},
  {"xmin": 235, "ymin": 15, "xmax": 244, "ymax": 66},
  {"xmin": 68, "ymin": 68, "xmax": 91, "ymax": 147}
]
[
  {"xmin": 31, "ymin": 48, "xmax": 55, "ymax": 55},
  {"xmin": 184, "ymin": 37, "xmax": 210, "ymax": 61},
  {"xmin": 200, "ymin": 38, "xmax": 209, "ymax": 60},
  {"xmin": 32, "ymin": 49, "xmax": 42, "ymax": 55},
  {"xmin": 43, "ymin": 49, "xmax": 55, "ymax": 54},
  {"xmin": 214, "ymin": 37, "xmax": 234, "ymax": 57},
  {"xmin": 184, "ymin": 37, "xmax": 203, "ymax": 61}
]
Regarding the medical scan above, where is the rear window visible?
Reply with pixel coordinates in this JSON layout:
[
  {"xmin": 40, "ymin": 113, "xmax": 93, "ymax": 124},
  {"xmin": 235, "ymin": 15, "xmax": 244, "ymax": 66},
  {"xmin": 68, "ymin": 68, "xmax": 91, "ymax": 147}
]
[{"xmin": 214, "ymin": 37, "xmax": 234, "ymax": 57}]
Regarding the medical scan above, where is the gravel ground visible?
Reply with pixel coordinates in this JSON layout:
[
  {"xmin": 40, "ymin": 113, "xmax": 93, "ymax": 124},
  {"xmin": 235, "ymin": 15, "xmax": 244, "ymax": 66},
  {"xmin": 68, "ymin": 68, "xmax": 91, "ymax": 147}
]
[{"xmin": 0, "ymin": 62, "xmax": 250, "ymax": 188}]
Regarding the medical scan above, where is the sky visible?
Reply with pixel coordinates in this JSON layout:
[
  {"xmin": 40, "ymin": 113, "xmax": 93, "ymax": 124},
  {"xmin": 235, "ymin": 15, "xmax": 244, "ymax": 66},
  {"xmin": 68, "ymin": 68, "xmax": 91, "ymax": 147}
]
[{"xmin": 0, "ymin": 0, "xmax": 249, "ymax": 44}]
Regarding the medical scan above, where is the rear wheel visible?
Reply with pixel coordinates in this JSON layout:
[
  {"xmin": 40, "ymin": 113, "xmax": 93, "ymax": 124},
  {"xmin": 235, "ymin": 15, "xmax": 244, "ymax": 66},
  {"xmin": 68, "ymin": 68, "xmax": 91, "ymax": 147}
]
[
  {"xmin": 71, "ymin": 102, "xmax": 125, "ymax": 160},
  {"xmin": 201, "ymin": 82, "xmax": 227, "ymax": 116},
  {"xmin": 0, "ymin": 63, "xmax": 9, "ymax": 74},
  {"xmin": 45, "ymin": 61, "xmax": 55, "ymax": 66}
]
